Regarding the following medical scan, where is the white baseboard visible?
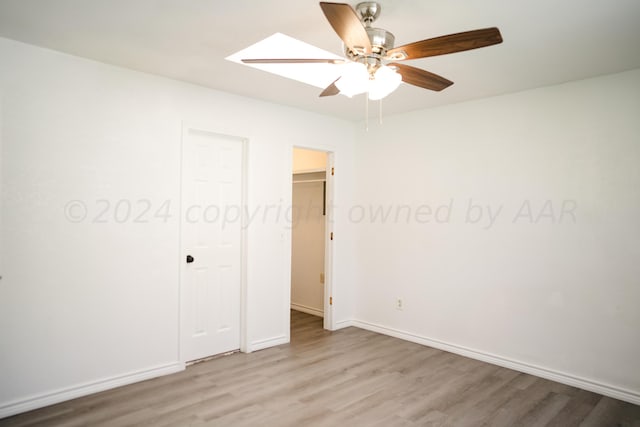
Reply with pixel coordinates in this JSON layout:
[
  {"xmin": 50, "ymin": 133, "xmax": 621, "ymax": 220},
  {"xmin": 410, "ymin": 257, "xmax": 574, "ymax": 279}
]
[
  {"xmin": 352, "ymin": 320, "xmax": 640, "ymax": 406},
  {"xmin": 291, "ymin": 303, "xmax": 324, "ymax": 318},
  {"xmin": 0, "ymin": 362, "xmax": 185, "ymax": 419},
  {"xmin": 332, "ymin": 319, "xmax": 354, "ymax": 330},
  {"xmin": 250, "ymin": 335, "xmax": 288, "ymax": 352}
]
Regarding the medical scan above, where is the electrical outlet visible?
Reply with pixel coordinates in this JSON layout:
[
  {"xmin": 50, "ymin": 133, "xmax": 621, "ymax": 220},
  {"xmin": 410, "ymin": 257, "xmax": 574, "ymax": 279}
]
[{"xmin": 396, "ymin": 298, "xmax": 403, "ymax": 311}]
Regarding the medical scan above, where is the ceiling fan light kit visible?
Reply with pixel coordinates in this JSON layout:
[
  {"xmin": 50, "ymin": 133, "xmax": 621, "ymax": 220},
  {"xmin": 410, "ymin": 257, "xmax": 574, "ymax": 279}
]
[
  {"xmin": 334, "ymin": 62, "xmax": 369, "ymax": 97},
  {"xmin": 239, "ymin": 1, "xmax": 503, "ymax": 101},
  {"xmin": 368, "ymin": 65, "xmax": 402, "ymax": 100}
]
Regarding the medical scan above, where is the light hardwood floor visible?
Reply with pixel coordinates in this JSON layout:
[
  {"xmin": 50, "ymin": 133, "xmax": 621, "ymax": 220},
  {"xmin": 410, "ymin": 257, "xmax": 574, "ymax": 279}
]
[{"xmin": 2, "ymin": 311, "xmax": 639, "ymax": 426}]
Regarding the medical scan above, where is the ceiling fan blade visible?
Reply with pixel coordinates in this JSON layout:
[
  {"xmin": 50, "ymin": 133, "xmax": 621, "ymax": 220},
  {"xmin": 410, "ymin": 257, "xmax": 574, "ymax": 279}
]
[
  {"xmin": 387, "ymin": 27, "xmax": 503, "ymax": 60},
  {"xmin": 390, "ymin": 63, "xmax": 453, "ymax": 92},
  {"xmin": 320, "ymin": 2, "xmax": 372, "ymax": 54},
  {"xmin": 242, "ymin": 58, "xmax": 345, "ymax": 64},
  {"xmin": 319, "ymin": 78, "xmax": 341, "ymax": 97}
]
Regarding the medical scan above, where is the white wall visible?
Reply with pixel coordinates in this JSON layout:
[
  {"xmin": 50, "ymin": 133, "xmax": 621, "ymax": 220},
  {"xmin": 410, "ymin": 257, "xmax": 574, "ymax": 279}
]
[
  {"xmin": 0, "ymin": 37, "xmax": 356, "ymax": 416},
  {"xmin": 352, "ymin": 69, "xmax": 640, "ymax": 403}
]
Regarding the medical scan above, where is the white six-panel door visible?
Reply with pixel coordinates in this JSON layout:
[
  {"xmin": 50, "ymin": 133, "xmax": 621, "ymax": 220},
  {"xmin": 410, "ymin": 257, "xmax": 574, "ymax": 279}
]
[{"xmin": 180, "ymin": 127, "xmax": 243, "ymax": 362}]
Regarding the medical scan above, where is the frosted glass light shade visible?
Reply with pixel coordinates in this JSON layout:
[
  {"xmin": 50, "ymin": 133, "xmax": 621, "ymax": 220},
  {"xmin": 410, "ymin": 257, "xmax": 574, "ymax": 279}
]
[
  {"xmin": 368, "ymin": 66, "xmax": 402, "ymax": 100},
  {"xmin": 335, "ymin": 62, "xmax": 369, "ymax": 97}
]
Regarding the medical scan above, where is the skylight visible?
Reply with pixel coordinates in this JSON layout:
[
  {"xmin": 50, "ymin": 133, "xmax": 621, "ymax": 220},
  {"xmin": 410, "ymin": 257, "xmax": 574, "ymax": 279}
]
[{"xmin": 226, "ymin": 33, "xmax": 344, "ymax": 91}]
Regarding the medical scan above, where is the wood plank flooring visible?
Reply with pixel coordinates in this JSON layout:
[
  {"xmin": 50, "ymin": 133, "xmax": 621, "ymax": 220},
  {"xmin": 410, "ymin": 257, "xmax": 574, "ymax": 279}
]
[{"xmin": 2, "ymin": 311, "xmax": 639, "ymax": 426}]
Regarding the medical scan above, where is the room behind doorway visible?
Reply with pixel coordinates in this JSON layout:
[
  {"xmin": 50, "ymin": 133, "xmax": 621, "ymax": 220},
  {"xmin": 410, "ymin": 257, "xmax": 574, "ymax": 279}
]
[{"xmin": 290, "ymin": 148, "xmax": 327, "ymax": 327}]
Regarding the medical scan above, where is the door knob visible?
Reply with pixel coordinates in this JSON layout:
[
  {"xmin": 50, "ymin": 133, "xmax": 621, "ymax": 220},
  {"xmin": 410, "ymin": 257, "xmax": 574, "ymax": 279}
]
[{"xmin": 186, "ymin": 255, "xmax": 194, "ymax": 263}]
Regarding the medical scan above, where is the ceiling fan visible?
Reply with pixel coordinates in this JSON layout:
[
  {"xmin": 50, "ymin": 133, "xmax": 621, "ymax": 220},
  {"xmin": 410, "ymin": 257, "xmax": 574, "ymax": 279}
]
[{"xmin": 242, "ymin": 2, "xmax": 503, "ymax": 100}]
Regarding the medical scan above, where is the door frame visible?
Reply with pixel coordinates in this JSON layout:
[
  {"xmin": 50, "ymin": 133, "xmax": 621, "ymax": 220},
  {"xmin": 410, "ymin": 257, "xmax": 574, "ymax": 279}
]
[
  {"xmin": 290, "ymin": 146, "xmax": 335, "ymax": 331},
  {"xmin": 178, "ymin": 122, "xmax": 250, "ymax": 363}
]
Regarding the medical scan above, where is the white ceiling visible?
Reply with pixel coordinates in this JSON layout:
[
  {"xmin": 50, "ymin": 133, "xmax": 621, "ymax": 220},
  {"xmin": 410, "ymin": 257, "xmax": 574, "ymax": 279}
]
[{"xmin": 1, "ymin": 0, "xmax": 639, "ymax": 121}]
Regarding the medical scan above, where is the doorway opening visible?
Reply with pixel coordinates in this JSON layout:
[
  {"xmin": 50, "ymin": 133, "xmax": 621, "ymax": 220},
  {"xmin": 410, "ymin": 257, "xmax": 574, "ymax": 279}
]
[{"xmin": 290, "ymin": 147, "xmax": 333, "ymax": 335}]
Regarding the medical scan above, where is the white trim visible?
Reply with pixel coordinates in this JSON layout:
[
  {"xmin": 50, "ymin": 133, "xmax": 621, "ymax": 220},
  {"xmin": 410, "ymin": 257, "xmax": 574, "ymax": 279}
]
[
  {"xmin": 291, "ymin": 303, "xmax": 324, "ymax": 318},
  {"xmin": 251, "ymin": 335, "xmax": 288, "ymax": 352},
  {"xmin": 0, "ymin": 362, "xmax": 184, "ymax": 419},
  {"xmin": 323, "ymin": 151, "xmax": 335, "ymax": 331},
  {"xmin": 352, "ymin": 320, "xmax": 640, "ymax": 406},
  {"xmin": 333, "ymin": 319, "xmax": 354, "ymax": 330},
  {"xmin": 239, "ymin": 137, "xmax": 250, "ymax": 354}
]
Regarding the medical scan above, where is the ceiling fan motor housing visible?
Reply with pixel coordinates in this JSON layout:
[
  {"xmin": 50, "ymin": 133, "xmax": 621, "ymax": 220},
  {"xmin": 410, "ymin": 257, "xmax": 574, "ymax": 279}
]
[
  {"xmin": 345, "ymin": 2, "xmax": 395, "ymax": 65},
  {"xmin": 345, "ymin": 27, "xmax": 395, "ymax": 58},
  {"xmin": 366, "ymin": 27, "xmax": 395, "ymax": 54}
]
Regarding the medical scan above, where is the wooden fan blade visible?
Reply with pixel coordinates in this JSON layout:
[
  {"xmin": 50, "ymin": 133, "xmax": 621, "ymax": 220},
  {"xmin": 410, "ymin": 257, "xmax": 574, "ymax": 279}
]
[
  {"xmin": 390, "ymin": 63, "xmax": 453, "ymax": 92},
  {"xmin": 242, "ymin": 58, "xmax": 345, "ymax": 64},
  {"xmin": 387, "ymin": 27, "xmax": 503, "ymax": 60},
  {"xmin": 320, "ymin": 2, "xmax": 372, "ymax": 54},
  {"xmin": 319, "ymin": 78, "xmax": 341, "ymax": 97}
]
